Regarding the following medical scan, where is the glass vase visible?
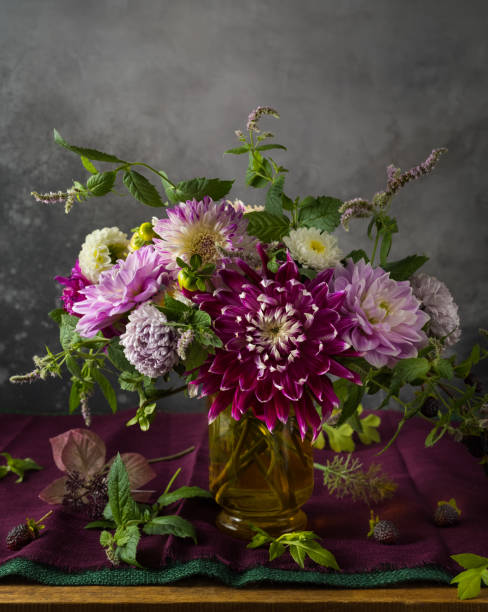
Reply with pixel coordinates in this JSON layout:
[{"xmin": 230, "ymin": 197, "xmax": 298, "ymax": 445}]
[{"xmin": 208, "ymin": 406, "xmax": 314, "ymax": 540}]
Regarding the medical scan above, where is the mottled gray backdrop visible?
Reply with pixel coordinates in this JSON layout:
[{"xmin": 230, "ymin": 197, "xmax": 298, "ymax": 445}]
[{"xmin": 1, "ymin": 0, "xmax": 487, "ymax": 418}]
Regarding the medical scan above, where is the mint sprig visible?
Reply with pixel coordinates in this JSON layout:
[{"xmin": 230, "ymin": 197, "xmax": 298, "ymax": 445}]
[
  {"xmin": 247, "ymin": 526, "xmax": 340, "ymax": 571},
  {"xmin": 0, "ymin": 452, "xmax": 43, "ymax": 483},
  {"xmin": 451, "ymin": 554, "xmax": 488, "ymax": 600},
  {"xmin": 87, "ymin": 455, "xmax": 212, "ymax": 567}
]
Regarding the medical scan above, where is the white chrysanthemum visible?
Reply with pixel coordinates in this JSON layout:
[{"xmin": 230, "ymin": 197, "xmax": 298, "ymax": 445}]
[
  {"xmin": 78, "ymin": 227, "xmax": 129, "ymax": 283},
  {"xmin": 283, "ymin": 227, "xmax": 343, "ymax": 270},
  {"xmin": 410, "ymin": 273, "xmax": 461, "ymax": 347}
]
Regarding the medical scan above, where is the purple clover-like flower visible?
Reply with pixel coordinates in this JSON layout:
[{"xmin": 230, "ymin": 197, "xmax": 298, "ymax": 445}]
[
  {"xmin": 332, "ymin": 260, "xmax": 430, "ymax": 368},
  {"xmin": 120, "ymin": 303, "xmax": 179, "ymax": 378},
  {"xmin": 410, "ymin": 273, "xmax": 461, "ymax": 347},
  {"xmin": 190, "ymin": 246, "xmax": 361, "ymax": 439},
  {"xmin": 73, "ymin": 246, "xmax": 174, "ymax": 338},
  {"xmin": 153, "ymin": 197, "xmax": 255, "ymax": 270},
  {"xmin": 55, "ymin": 260, "xmax": 92, "ymax": 316}
]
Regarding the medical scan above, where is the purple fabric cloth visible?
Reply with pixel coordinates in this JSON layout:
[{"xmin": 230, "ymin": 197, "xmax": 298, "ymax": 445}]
[{"xmin": 0, "ymin": 410, "xmax": 486, "ymax": 577}]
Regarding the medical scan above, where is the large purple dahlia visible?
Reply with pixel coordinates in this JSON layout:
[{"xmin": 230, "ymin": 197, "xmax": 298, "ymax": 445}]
[
  {"xmin": 191, "ymin": 248, "xmax": 360, "ymax": 438},
  {"xmin": 73, "ymin": 246, "xmax": 174, "ymax": 338},
  {"xmin": 332, "ymin": 260, "xmax": 430, "ymax": 368}
]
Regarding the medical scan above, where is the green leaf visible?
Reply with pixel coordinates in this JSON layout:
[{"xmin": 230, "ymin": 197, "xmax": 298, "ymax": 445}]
[
  {"xmin": 48, "ymin": 308, "xmax": 66, "ymax": 325},
  {"xmin": 107, "ymin": 340, "xmax": 138, "ymax": 374},
  {"xmin": 434, "ymin": 358, "xmax": 454, "ymax": 380},
  {"xmin": 0, "ymin": 466, "xmax": 8, "ymax": 479},
  {"xmin": 108, "ymin": 454, "xmax": 138, "ymax": 526},
  {"xmin": 68, "ymin": 381, "xmax": 81, "ymax": 414},
  {"xmin": 247, "ymin": 533, "xmax": 273, "ymax": 549},
  {"xmin": 118, "ymin": 371, "xmax": 144, "ymax": 392},
  {"xmin": 59, "ymin": 314, "xmax": 82, "ymax": 349},
  {"xmin": 192, "ymin": 310, "xmax": 211, "ymax": 327},
  {"xmin": 343, "ymin": 249, "xmax": 369, "ymax": 264},
  {"xmin": 224, "ymin": 146, "xmax": 249, "ymax": 155},
  {"xmin": 65, "ymin": 354, "xmax": 81, "ymax": 378},
  {"xmin": 451, "ymin": 568, "xmax": 484, "ymax": 600},
  {"xmin": 99, "ymin": 530, "xmax": 113, "ymax": 547},
  {"xmin": 393, "ymin": 357, "xmax": 430, "ymax": 383},
  {"xmin": 117, "ymin": 525, "xmax": 142, "ymax": 567},
  {"xmin": 123, "ymin": 170, "xmax": 164, "ymax": 207},
  {"xmin": 382, "ymin": 255, "xmax": 429, "ymax": 281},
  {"xmin": 53, "ymin": 129, "xmax": 126, "ymax": 163},
  {"xmin": 156, "ymin": 486, "xmax": 213, "ymax": 507},
  {"xmin": 300, "ymin": 540, "xmax": 340, "ymax": 570},
  {"xmin": 289, "ymin": 544, "xmax": 306, "ymax": 568},
  {"xmin": 451, "ymin": 554, "xmax": 488, "ymax": 569},
  {"xmin": 379, "ymin": 231, "xmax": 392, "ymax": 266},
  {"xmin": 265, "ymin": 175, "xmax": 285, "ymax": 216},
  {"xmin": 81, "ymin": 156, "xmax": 98, "ymax": 174},
  {"xmin": 184, "ymin": 342, "xmax": 208, "ymax": 371},
  {"xmin": 165, "ymin": 178, "xmax": 234, "ymax": 204},
  {"xmin": 92, "ymin": 369, "xmax": 117, "ymax": 414},
  {"xmin": 269, "ymin": 541, "xmax": 286, "ymax": 561},
  {"xmin": 337, "ymin": 383, "xmax": 364, "ymax": 426},
  {"xmin": 245, "ymin": 210, "xmax": 290, "ymax": 242},
  {"xmin": 322, "ymin": 423, "xmax": 355, "ymax": 453},
  {"xmin": 357, "ymin": 413, "xmax": 381, "ymax": 446},
  {"xmin": 298, "ymin": 196, "xmax": 342, "ymax": 232},
  {"xmin": 85, "ymin": 520, "xmax": 116, "ymax": 530},
  {"xmin": 157, "ymin": 295, "xmax": 193, "ymax": 321},
  {"xmin": 255, "ymin": 143, "xmax": 287, "ymax": 152},
  {"xmin": 142, "ymin": 515, "xmax": 197, "ymax": 543},
  {"xmin": 86, "ymin": 171, "xmax": 116, "ymax": 197}
]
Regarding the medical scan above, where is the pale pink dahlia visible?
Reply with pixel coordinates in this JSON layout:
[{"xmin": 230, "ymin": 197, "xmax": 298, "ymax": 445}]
[
  {"xmin": 332, "ymin": 260, "xmax": 430, "ymax": 368},
  {"xmin": 73, "ymin": 246, "xmax": 174, "ymax": 338},
  {"xmin": 191, "ymin": 247, "xmax": 361, "ymax": 438},
  {"xmin": 153, "ymin": 197, "xmax": 255, "ymax": 269}
]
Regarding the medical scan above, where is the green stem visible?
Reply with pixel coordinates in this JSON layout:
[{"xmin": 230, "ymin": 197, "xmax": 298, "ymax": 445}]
[
  {"xmin": 370, "ymin": 228, "xmax": 380, "ymax": 265},
  {"xmin": 147, "ymin": 446, "xmax": 195, "ymax": 463}
]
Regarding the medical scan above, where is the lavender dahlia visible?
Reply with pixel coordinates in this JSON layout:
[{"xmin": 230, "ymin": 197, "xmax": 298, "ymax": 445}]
[
  {"xmin": 73, "ymin": 246, "xmax": 173, "ymax": 338},
  {"xmin": 332, "ymin": 260, "xmax": 429, "ymax": 368},
  {"xmin": 120, "ymin": 303, "xmax": 179, "ymax": 378},
  {"xmin": 191, "ymin": 247, "xmax": 360, "ymax": 438},
  {"xmin": 153, "ymin": 197, "xmax": 255, "ymax": 270}
]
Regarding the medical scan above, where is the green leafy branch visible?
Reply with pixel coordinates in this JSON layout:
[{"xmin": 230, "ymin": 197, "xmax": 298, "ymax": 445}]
[
  {"xmin": 450, "ymin": 554, "xmax": 488, "ymax": 600},
  {"xmin": 247, "ymin": 525, "xmax": 340, "ymax": 570},
  {"xmin": 87, "ymin": 454, "xmax": 212, "ymax": 567},
  {"xmin": 0, "ymin": 452, "xmax": 43, "ymax": 483}
]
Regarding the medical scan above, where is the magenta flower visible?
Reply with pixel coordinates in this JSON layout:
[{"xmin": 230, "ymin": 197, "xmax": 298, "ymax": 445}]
[
  {"xmin": 153, "ymin": 196, "xmax": 255, "ymax": 269},
  {"xmin": 332, "ymin": 260, "xmax": 430, "ymax": 368},
  {"xmin": 73, "ymin": 246, "xmax": 174, "ymax": 338},
  {"xmin": 191, "ymin": 247, "xmax": 360, "ymax": 438},
  {"xmin": 55, "ymin": 260, "xmax": 91, "ymax": 316}
]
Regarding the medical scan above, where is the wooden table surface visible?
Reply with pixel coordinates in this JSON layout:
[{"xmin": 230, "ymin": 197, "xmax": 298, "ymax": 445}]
[{"xmin": 1, "ymin": 582, "xmax": 487, "ymax": 611}]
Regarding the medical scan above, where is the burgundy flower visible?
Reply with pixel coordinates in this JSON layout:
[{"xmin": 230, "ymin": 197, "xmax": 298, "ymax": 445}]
[
  {"xmin": 191, "ymin": 246, "xmax": 360, "ymax": 438},
  {"xmin": 55, "ymin": 260, "xmax": 91, "ymax": 316}
]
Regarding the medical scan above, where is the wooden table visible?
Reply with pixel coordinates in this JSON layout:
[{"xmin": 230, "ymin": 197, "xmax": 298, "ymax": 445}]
[{"xmin": 1, "ymin": 582, "xmax": 487, "ymax": 611}]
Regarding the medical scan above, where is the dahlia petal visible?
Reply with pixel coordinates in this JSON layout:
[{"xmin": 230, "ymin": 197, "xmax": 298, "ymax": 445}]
[{"xmin": 208, "ymin": 390, "xmax": 234, "ymax": 423}]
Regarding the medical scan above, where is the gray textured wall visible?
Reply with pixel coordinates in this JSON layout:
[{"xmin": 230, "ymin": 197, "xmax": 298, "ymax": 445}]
[{"xmin": 1, "ymin": 0, "xmax": 487, "ymax": 417}]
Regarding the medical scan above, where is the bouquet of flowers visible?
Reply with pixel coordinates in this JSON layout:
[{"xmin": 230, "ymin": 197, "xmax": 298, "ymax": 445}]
[{"xmin": 13, "ymin": 107, "xmax": 488, "ymax": 518}]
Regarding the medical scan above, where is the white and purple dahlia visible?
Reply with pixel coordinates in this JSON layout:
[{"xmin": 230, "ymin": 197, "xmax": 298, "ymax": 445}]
[
  {"xmin": 73, "ymin": 246, "xmax": 174, "ymax": 338},
  {"xmin": 191, "ymin": 246, "xmax": 361, "ymax": 438},
  {"xmin": 153, "ymin": 196, "xmax": 255, "ymax": 269},
  {"xmin": 120, "ymin": 303, "xmax": 179, "ymax": 378},
  {"xmin": 332, "ymin": 260, "xmax": 429, "ymax": 368},
  {"xmin": 410, "ymin": 272, "xmax": 461, "ymax": 347}
]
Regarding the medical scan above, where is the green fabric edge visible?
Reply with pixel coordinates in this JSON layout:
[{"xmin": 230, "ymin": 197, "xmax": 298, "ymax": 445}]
[{"xmin": 0, "ymin": 557, "xmax": 453, "ymax": 588}]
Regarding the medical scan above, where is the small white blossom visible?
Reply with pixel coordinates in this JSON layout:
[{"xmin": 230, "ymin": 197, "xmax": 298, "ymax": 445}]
[
  {"xmin": 283, "ymin": 227, "xmax": 343, "ymax": 270},
  {"xmin": 78, "ymin": 227, "xmax": 129, "ymax": 283}
]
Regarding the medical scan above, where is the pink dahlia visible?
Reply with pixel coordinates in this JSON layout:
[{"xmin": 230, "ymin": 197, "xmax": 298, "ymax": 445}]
[
  {"xmin": 191, "ymin": 247, "xmax": 360, "ymax": 438},
  {"xmin": 55, "ymin": 260, "xmax": 91, "ymax": 316},
  {"xmin": 73, "ymin": 246, "xmax": 174, "ymax": 338},
  {"xmin": 153, "ymin": 196, "xmax": 255, "ymax": 269},
  {"xmin": 332, "ymin": 260, "xmax": 430, "ymax": 368}
]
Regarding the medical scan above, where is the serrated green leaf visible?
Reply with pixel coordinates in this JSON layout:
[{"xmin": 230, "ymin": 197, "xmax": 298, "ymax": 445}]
[
  {"xmin": 192, "ymin": 310, "xmax": 211, "ymax": 327},
  {"xmin": 108, "ymin": 454, "xmax": 138, "ymax": 526},
  {"xmin": 393, "ymin": 357, "xmax": 430, "ymax": 383},
  {"xmin": 123, "ymin": 170, "xmax": 164, "ymax": 207},
  {"xmin": 269, "ymin": 541, "xmax": 286, "ymax": 561},
  {"xmin": 300, "ymin": 540, "xmax": 340, "ymax": 570},
  {"xmin": 184, "ymin": 342, "xmax": 208, "ymax": 371},
  {"xmin": 81, "ymin": 156, "xmax": 98, "ymax": 174},
  {"xmin": 382, "ymin": 255, "xmax": 429, "ymax": 281},
  {"xmin": 92, "ymin": 369, "xmax": 117, "ymax": 414},
  {"xmin": 451, "ymin": 568, "xmax": 484, "ymax": 600},
  {"xmin": 434, "ymin": 358, "xmax": 454, "ymax": 380},
  {"xmin": 337, "ymin": 383, "xmax": 364, "ymax": 426},
  {"xmin": 86, "ymin": 171, "xmax": 116, "ymax": 197},
  {"xmin": 451, "ymin": 554, "xmax": 488, "ymax": 569},
  {"xmin": 53, "ymin": 129, "xmax": 126, "ymax": 163},
  {"xmin": 298, "ymin": 196, "xmax": 342, "ymax": 232},
  {"xmin": 48, "ymin": 308, "xmax": 66, "ymax": 325},
  {"xmin": 357, "ymin": 413, "xmax": 381, "ymax": 445},
  {"xmin": 107, "ymin": 340, "xmax": 138, "ymax": 374},
  {"xmin": 59, "ymin": 314, "xmax": 82, "ymax": 349},
  {"xmin": 117, "ymin": 525, "xmax": 142, "ymax": 567},
  {"xmin": 247, "ymin": 533, "xmax": 273, "ymax": 549},
  {"xmin": 118, "ymin": 371, "xmax": 143, "ymax": 392},
  {"xmin": 99, "ymin": 530, "xmax": 113, "ymax": 547},
  {"xmin": 65, "ymin": 354, "xmax": 81, "ymax": 377},
  {"xmin": 265, "ymin": 175, "xmax": 285, "ymax": 216},
  {"xmin": 166, "ymin": 177, "xmax": 234, "ymax": 204},
  {"xmin": 289, "ymin": 544, "xmax": 306, "ymax": 568},
  {"xmin": 343, "ymin": 249, "xmax": 369, "ymax": 264},
  {"xmin": 245, "ymin": 210, "xmax": 290, "ymax": 242},
  {"xmin": 323, "ymin": 423, "xmax": 355, "ymax": 452},
  {"xmin": 379, "ymin": 231, "xmax": 392, "ymax": 266},
  {"xmin": 157, "ymin": 485, "xmax": 213, "ymax": 507},
  {"xmin": 143, "ymin": 515, "xmax": 197, "ymax": 543}
]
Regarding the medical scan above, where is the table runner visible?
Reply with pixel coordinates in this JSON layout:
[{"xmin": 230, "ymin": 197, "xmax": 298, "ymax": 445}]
[{"xmin": 0, "ymin": 410, "xmax": 486, "ymax": 586}]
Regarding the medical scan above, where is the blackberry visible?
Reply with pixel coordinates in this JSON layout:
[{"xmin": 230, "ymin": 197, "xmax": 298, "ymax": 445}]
[
  {"xmin": 373, "ymin": 520, "xmax": 400, "ymax": 544},
  {"xmin": 5, "ymin": 511, "xmax": 52, "ymax": 551},
  {"xmin": 420, "ymin": 397, "xmax": 440, "ymax": 418},
  {"xmin": 6, "ymin": 524, "xmax": 35, "ymax": 551},
  {"xmin": 434, "ymin": 499, "xmax": 461, "ymax": 527},
  {"xmin": 462, "ymin": 435, "xmax": 485, "ymax": 458}
]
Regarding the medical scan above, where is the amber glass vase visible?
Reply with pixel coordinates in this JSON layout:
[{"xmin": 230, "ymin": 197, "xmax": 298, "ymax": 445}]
[{"xmin": 208, "ymin": 406, "xmax": 314, "ymax": 540}]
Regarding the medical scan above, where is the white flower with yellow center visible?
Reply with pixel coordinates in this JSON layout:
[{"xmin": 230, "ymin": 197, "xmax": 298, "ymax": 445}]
[
  {"xmin": 283, "ymin": 227, "xmax": 343, "ymax": 270},
  {"xmin": 78, "ymin": 227, "xmax": 129, "ymax": 283}
]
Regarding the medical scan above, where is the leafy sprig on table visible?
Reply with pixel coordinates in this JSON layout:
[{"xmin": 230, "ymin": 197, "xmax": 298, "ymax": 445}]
[
  {"xmin": 0, "ymin": 452, "xmax": 42, "ymax": 483},
  {"xmin": 86, "ymin": 454, "xmax": 212, "ymax": 567},
  {"xmin": 450, "ymin": 554, "xmax": 488, "ymax": 600},
  {"xmin": 247, "ymin": 525, "xmax": 340, "ymax": 571}
]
